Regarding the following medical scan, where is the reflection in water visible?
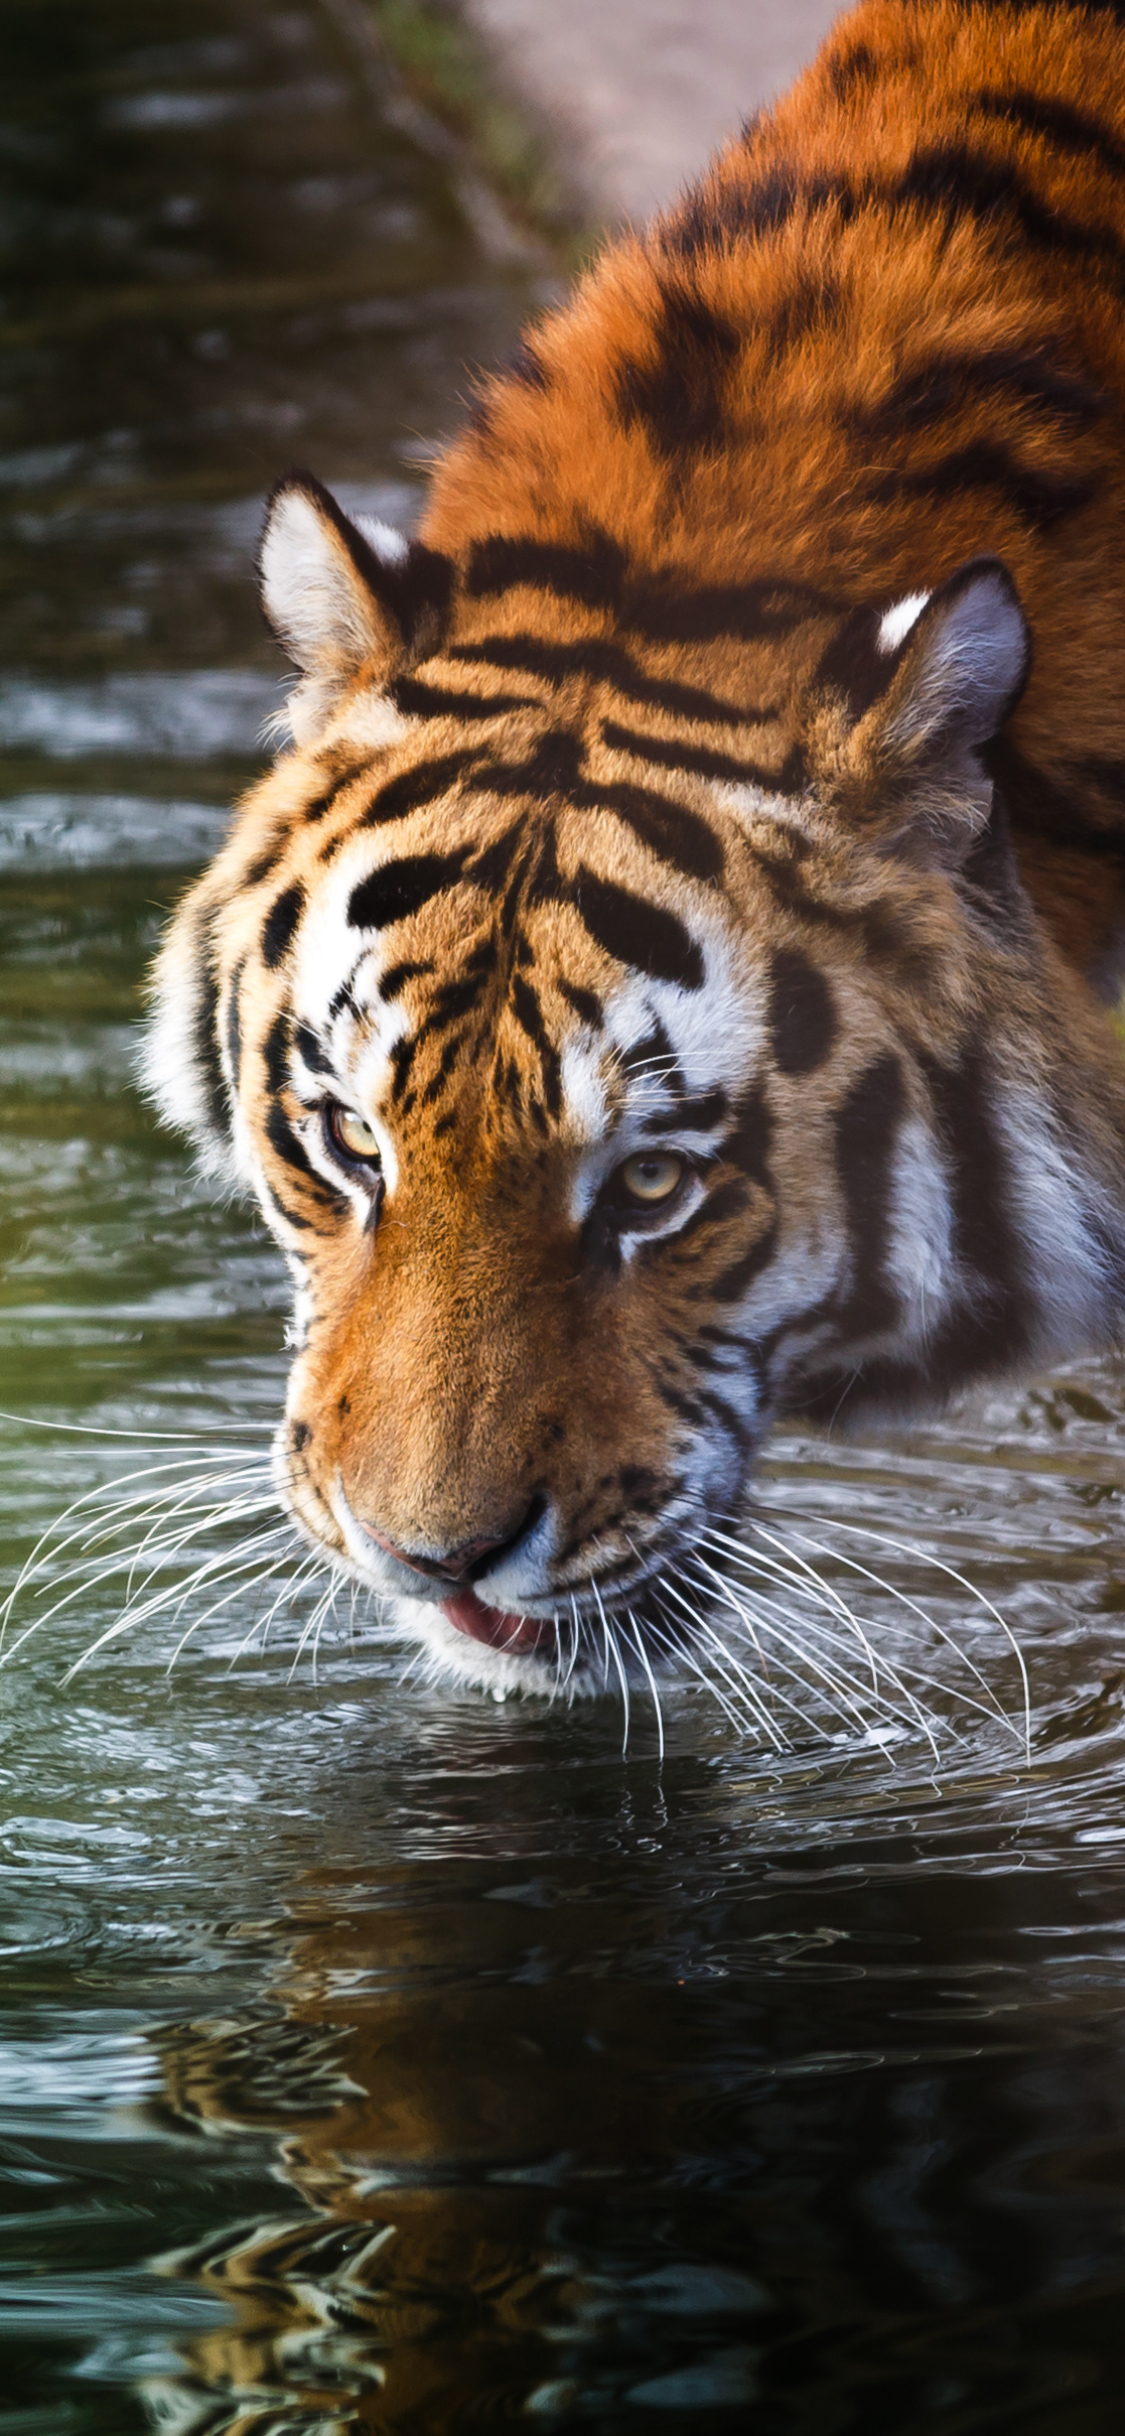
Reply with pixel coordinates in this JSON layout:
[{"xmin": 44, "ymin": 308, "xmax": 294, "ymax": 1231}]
[
  {"xmin": 6, "ymin": 0, "xmax": 1125, "ymax": 2429},
  {"xmin": 135, "ymin": 1776, "xmax": 1125, "ymax": 2432}
]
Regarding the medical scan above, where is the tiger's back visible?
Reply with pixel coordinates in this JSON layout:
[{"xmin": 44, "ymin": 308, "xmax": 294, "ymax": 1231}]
[
  {"xmin": 426, "ymin": 0, "xmax": 1125, "ymax": 953},
  {"xmin": 146, "ymin": 0, "xmax": 1125, "ymax": 1699}
]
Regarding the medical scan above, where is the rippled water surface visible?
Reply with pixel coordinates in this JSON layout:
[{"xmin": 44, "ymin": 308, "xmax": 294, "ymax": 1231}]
[{"xmin": 6, "ymin": 3, "xmax": 1125, "ymax": 2428}]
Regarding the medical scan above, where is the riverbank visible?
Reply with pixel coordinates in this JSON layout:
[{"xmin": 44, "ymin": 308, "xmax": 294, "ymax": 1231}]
[
  {"xmin": 354, "ymin": 0, "xmax": 843, "ymax": 248},
  {"xmin": 458, "ymin": 0, "xmax": 844, "ymax": 225}
]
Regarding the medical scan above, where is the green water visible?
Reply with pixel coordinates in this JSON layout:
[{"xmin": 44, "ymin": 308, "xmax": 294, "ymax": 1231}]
[{"xmin": 6, "ymin": 2, "xmax": 1125, "ymax": 2428}]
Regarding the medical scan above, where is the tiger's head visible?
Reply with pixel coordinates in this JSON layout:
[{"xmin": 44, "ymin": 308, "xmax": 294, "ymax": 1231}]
[{"xmin": 145, "ymin": 473, "xmax": 1124, "ymax": 1696}]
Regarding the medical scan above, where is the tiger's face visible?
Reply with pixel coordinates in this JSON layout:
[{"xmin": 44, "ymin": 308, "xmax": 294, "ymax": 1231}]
[{"xmin": 147, "ymin": 476, "xmax": 1117, "ymax": 1695}]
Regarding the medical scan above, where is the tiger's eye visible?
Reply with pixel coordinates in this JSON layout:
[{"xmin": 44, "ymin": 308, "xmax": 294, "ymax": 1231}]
[
  {"xmin": 329, "ymin": 1105, "xmax": 381, "ymax": 1163},
  {"xmin": 618, "ymin": 1151, "xmax": 686, "ymax": 1205}
]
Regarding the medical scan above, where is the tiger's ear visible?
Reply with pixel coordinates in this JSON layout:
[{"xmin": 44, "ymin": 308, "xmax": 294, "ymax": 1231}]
[
  {"xmin": 844, "ymin": 558, "xmax": 1031, "ymax": 862},
  {"xmin": 258, "ymin": 471, "xmax": 453, "ymax": 743}
]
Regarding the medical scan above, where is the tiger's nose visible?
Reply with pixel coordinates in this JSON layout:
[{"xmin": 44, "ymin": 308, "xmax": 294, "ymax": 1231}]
[{"xmin": 365, "ymin": 1502, "xmax": 542, "ymax": 1584}]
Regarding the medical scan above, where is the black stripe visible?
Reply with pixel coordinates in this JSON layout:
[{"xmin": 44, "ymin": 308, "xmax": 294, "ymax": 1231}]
[
  {"xmin": 663, "ymin": 161, "xmax": 859, "ymax": 258},
  {"xmin": 262, "ymin": 1012, "xmax": 290, "ymax": 1097},
  {"xmin": 635, "ymin": 576, "xmax": 840, "ymax": 646},
  {"xmin": 466, "ymin": 531, "xmax": 628, "ymax": 606},
  {"xmin": 709, "ymin": 1225, "xmax": 779, "ymax": 1305},
  {"xmin": 261, "ymin": 883, "xmax": 305, "ymax": 971},
  {"xmin": 670, "ymin": 135, "xmax": 1125, "ymax": 294},
  {"xmin": 972, "ymin": 86, "xmax": 1125, "ymax": 186},
  {"xmin": 984, "ymin": 730, "xmax": 1125, "ymax": 842},
  {"xmin": 588, "ymin": 780, "xmax": 725, "ymax": 883},
  {"xmin": 327, "ymin": 960, "xmax": 364, "ymax": 1021},
  {"xmin": 558, "ymin": 977, "xmax": 603, "ymax": 1028},
  {"xmin": 260, "ymin": 1177, "xmax": 315, "ymax": 1234},
  {"xmin": 917, "ymin": 1044, "xmax": 1029, "ymax": 1374},
  {"xmin": 748, "ymin": 844, "xmax": 911, "ymax": 964},
  {"xmin": 420, "ymin": 1032, "xmax": 466, "ymax": 1105},
  {"xmin": 642, "ymin": 1086, "xmax": 728, "ymax": 1134},
  {"xmin": 348, "ymin": 848, "xmax": 471, "ymax": 930},
  {"xmin": 378, "ymin": 959, "xmax": 431, "ymax": 1001},
  {"xmin": 807, "ymin": 1039, "xmax": 1034, "ymax": 1417},
  {"xmin": 359, "ymin": 750, "xmax": 479, "ymax": 828},
  {"xmin": 264, "ymin": 1101, "xmax": 349, "ymax": 1218},
  {"xmin": 767, "ymin": 948, "xmax": 837, "ymax": 1076},
  {"xmin": 481, "ymin": 728, "xmax": 583, "ymax": 800},
  {"xmin": 390, "ymin": 677, "xmax": 541, "ymax": 720},
  {"xmin": 620, "ymin": 1016, "xmax": 681, "ymax": 1088},
  {"xmin": 507, "ymin": 336, "xmax": 550, "ymax": 391},
  {"xmin": 722, "ymin": 1086, "xmax": 774, "ymax": 1187},
  {"xmin": 891, "ymin": 138, "xmax": 1125, "ymax": 285},
  {"xmin": 814, "ymin": 604, "xmax": 902, "ymax": 718},
  {"xmin": 669, "ymin": 1177, "xmax": 751, "ymax": 1242},
  {"xmin": 446, "ymin": 633, "xmax": 774, "ymax": 727},
  {"xmin": 615, "ymin": 284, "xmax": 741, "ymax": 461},
  {"xmin": 389, "ymin": 1034, "xmax": 417, "ymax": 1103},
  {"xmin": 191, "ymin": 911, "xmax": 228, "ymax": 1139},
  {"xmin": 302, "ymin": 757, "xmax": 372, "ymax": 823},
  {"xmin": 833, "ymin": 1053, "xmax": 905, "ymax": 1340},
  {"xmin": 416, "ymin": 972, "xmax": 487, "ymax": 1039},
  {"xmin": 600, "ymin": 718, "xmax": 804, "ymax": 796},
  {"xmin": 653, "ymin": 1376, "xmax": 707, "ymax": 1426},
  {"xmin": 695, "ymin": 1387, "xmax": 755, "ymax": 1455},
  {"xmin": 573, "ymin": 869, "xmax": 705, "ymax": 989},
  {"xmin": 864, "ymin": 440, "xmax": 1096, "ymax": 531},
  {"xmin": 851, "ymin": 344, "xmax": 1107, "ymax": 442},
  {"xmin": 468, "ymin": 822, "xmax": 524, "ymax": 899},
  {"xmin": 827, "ymin": 39, "xmax": 879, "ymax": 103},
  {"xmin": 243, "ymin": 829, "xmax": 288, "ymax": 887},
  {"xmin": 510, "ymin": 972, "xmax": 562, "ymax": 1117},
  {"xmin": 293, "ymin": 1020, "xmax": 333, "ymax": 1077},
  {"xmin": 462, "ymin": 533, "xmax": 839, "ymax": 644}
]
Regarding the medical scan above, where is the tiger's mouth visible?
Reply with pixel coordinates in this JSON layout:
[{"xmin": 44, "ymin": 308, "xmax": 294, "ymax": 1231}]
[{"xmin": 438, "ymin": 1588, "xmax": 553, "ymax": 1654}]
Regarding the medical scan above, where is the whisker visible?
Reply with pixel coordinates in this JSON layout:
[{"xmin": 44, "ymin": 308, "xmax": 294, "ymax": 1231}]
[
  {"xmin": 705, "ymin": 1507, "xmax": 1025, "ymax": 1755},
  {"xmin": 696, "ymin": 1547, "xmax": 952, "ymax": 1738},
  {"xmin": 696, "ymin": 1537, "xmax": 942, "ymax": 1759},
  {"xmin": 624, "ymin": 1609, "xmax": 665, "ymax": 1762},
  {"xmin": 592, "ymin": 1580, "xmax": 630, "ymax": 1751},
  {"xmin": 0, "ymin": 1452, "xmax": 271, "ymax": 1647},
  {"xmin": 166, "ymin": 1547, "xmax": 300, "ymax": 1673},
  {"xmin": 561, "ymin": 1598, "xmax": 584, "ymax": 1694},
  {"xmin": 0, "ymin": 1411, "xmax": 274, "ymax": 1441},
  {"xmin": 644, "ymin": 1611, "xmax": 749, "ymax": 1737},
  {"xmin": 227, "ymin": 1553, "xmax": 324, "ymax": 1670},
  {"xmin": 681, "ymin": 1566, "xmax": 856, "ymax": 1744},
  {"xmin": 59, "ymin": 1527, "xmax": 297, "ymax": 1681},
  {"xmin": 702, "ymin": 1524, "xmax": 949, "ymax": 1749},
  {"xmin": 654, "ymin": 1581, "xmax": 783, "ymax": 1741},
  {"xmin": 765, "ymin": 1507, "xmax": 1031, "ymax": 1762},
  {"xmin": 687, "ymin": 1561, "xmax": 914, "ymax": 1752}
]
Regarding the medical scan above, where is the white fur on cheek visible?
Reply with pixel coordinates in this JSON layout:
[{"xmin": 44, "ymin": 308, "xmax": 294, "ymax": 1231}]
[{"xmin": 140, "ymin": 914, "xmax": 240, "ymax": 1185}]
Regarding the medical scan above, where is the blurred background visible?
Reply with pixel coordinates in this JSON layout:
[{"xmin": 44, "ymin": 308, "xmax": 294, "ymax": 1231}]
[{"xmin": 7, "ymin": 4, "xmax": 1125, "ymax": 2432}]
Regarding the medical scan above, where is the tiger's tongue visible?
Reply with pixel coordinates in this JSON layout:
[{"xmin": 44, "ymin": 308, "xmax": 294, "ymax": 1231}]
[{"xmin": 440, "ymin": 1588, "xmax": 546, "ymax": 1654}]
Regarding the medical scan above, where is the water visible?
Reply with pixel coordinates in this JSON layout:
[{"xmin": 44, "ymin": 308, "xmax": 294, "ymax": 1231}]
[{"xmin": 5, "ymin": 2, "xmax": 1125, "ymax": 2428}]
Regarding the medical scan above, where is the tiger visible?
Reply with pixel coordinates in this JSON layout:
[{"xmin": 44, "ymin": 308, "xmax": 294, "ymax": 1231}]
[{"xmin": 146, "ymin": 0, "xmax": 1125, "ymax": 1703}]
